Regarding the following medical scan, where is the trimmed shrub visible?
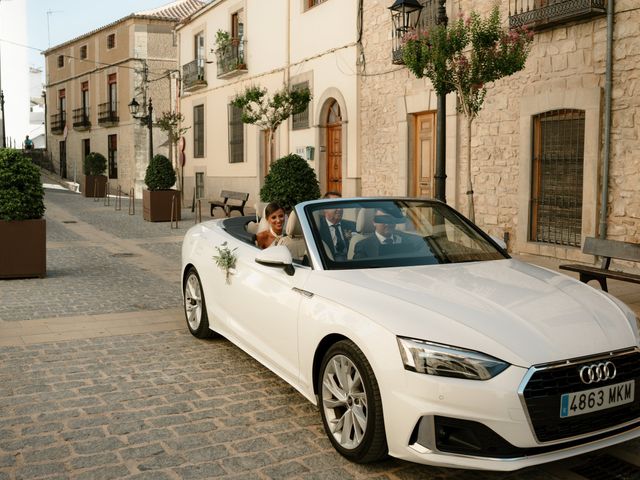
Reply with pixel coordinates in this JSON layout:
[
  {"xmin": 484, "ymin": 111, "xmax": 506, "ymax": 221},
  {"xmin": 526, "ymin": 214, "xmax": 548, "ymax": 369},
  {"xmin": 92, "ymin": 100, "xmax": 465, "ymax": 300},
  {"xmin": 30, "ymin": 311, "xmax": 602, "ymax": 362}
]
[
  {"xmin": 83, "ymin": 152, "xmax": 107, "ymax": 176},
  {"xmin": 144, "ymin": 154, "xmax": 176, "ymax": 191},
  {"xmin": 0, "ymin": 149, "xmax": 45, "ymax": 220},
  {"xmin": 260, "ymin": 153, "xmax": 320, "ymax": 210}
]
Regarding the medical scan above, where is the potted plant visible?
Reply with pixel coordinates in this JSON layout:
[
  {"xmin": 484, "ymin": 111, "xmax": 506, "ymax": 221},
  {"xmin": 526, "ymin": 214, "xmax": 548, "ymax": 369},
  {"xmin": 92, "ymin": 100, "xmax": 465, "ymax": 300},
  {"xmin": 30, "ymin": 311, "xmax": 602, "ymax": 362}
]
[
  {"xmin": 83, "ymin": 152, "xmax": 107, "ymax": 197},
  {"xmin": 215, "ymin": 29, "xmax": 232, "ymax": 55},
  {"xmin": 0, "ymin": 149, "xmax": 46, "ymax": 278},
  {"xmin": 143, "ymin": 154, "xmax": 180, "ymax": 222},
  {"xmin": 260, "ymin": 153, "xmax": 320, "ymax": 211}
]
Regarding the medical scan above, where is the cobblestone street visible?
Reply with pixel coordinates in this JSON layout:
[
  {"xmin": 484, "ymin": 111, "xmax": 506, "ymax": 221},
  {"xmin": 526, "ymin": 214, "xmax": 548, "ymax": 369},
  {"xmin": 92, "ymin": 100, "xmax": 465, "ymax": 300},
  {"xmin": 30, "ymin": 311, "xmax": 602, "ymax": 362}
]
[{"xmin": 0, "ymin": 185, "xmax": 639, "ymax": 479}]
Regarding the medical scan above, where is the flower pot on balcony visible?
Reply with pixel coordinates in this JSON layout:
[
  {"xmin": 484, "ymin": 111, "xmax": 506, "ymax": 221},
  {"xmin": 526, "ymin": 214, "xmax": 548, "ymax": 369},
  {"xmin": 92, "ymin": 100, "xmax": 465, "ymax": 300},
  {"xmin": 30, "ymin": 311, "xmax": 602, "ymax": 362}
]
[
  {"xmin": 83, "ymin": 174, "xmax": 107, "ymax": 197},
  {"xmin": 0, "ymin": 219, "xmax": 46, "ymax": 279},
  {"xmin": 143, "ymin": 189, "xmax": 181, "ymax": 222}
]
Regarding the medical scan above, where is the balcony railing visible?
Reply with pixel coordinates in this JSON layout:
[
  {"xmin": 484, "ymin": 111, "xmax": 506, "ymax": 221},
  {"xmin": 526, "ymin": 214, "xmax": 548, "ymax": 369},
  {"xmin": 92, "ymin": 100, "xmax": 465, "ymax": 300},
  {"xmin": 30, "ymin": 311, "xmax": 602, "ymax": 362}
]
[
  {"xmin": 72, "ymin": 107, "xmax": 91, "ymax": 130},
  {"xmin": 98, "ymin": 102, "xmax": 119, "ymax": 125},
  {"xmin": 51, "ymin": 112, "xmax": 65, "ymax": 134},
  {"xmin": 216, "ymin": 39, "xmax": 247, "ymax": 78},
  {"xmin": 509, "ymin": 0, "xmax": 606, "ymax": 31},
  {"xmin": 183, "ymin": 59, "xmax": 207, "ymax": 91}
]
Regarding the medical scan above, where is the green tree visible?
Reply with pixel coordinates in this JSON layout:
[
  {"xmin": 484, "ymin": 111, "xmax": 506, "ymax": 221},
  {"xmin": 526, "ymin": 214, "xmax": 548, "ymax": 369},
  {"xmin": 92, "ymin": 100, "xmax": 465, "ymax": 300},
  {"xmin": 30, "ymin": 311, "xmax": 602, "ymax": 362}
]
[
  {"xmin": 156, "ymin": 111, "xmax": 190, "ymax": 200},
  {"xmin": 144, "ymin": 154, "xmax": 177, "ymax": 191},
  {"xmin": 260, "ymin": 153, "xmax": 320, "ymax": 210},
  {"xmin": 403, "ymin": 7, "xmax": 533, "ymax": 220},
  {"xmin": 231, "ymin": 85, "xmax": 311, "ymax": 169},
  {"xmin": 83, "ymin": 152, "xmax": 107, "ymax": 176},
  {"xmin": 0, "ymin": 149, "xmax": 45, "ymax": 220}
]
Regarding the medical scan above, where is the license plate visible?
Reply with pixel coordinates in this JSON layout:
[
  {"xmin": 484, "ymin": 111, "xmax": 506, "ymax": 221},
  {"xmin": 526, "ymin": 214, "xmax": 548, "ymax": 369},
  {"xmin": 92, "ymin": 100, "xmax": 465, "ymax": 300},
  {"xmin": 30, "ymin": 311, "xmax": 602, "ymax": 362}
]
[{"xmin": 560, "ymin": 380, "xmax": 635, "ymax": 418}]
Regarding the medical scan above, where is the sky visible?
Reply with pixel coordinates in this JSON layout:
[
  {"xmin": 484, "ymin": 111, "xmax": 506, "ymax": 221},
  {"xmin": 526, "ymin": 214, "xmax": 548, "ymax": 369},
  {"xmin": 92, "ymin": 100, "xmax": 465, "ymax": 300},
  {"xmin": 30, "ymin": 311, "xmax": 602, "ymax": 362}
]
[{"xmin": 26, "ymin": 0, "xmax": 173, "ymax": 69}]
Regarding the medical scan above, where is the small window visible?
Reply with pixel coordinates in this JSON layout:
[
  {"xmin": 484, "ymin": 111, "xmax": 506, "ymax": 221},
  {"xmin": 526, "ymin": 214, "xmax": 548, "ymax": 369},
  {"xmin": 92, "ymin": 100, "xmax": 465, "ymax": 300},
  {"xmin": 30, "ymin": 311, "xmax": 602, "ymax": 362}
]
[
  {"xmin": 107, "ymin": 33, "xmax": 116, "ymax": 49},
  {"xmin": 530, "ymin": 109, "xmax": 585, "ymax": 247},
  {"xmin": 193, "ymin": 105, "xmax": 204, "ymax": 158},
  {"xmin": 306, "ymin": 0, "xmax": 328, "ymax": 10},
  {"xmin": 57, "ymin": 55, "xmax": 64, "ymax": 68},
  {"xmin": 108, "ymin": 134, "xmax": 118, "ymax": 179},
  {"xmin": 228, "ymin": 103, "xmax": 244, "ymax": 163},
  {"xmin": 80, "ymin": 45, "xmax": 87, "ymax": 59},
  {"xmin": 292, "ymin": 81, "xmax": 310, "ymax": 130},
  {"xmin": 195, "ymin": 172, "xmax": 205, "ymax": 199}
]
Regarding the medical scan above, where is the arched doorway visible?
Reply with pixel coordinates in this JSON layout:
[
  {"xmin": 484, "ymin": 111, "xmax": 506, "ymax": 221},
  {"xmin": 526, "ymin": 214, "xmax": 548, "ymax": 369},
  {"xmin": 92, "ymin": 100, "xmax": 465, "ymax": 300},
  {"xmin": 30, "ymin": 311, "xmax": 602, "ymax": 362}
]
[{"xmin": 326, "ymin": 99, "xmax": 342, "ymax": 194}]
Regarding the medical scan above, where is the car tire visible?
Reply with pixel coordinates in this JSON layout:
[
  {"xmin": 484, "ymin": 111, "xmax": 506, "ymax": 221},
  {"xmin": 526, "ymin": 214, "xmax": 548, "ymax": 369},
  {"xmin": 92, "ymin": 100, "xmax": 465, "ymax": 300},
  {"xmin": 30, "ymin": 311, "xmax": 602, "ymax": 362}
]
[
  {"xmin": 183, "ymin": 267, "xmax": 214, "ymax": 339},
  {"xmin": 318, "ymin": 339, "xmax": 388, "ymax": 463}
]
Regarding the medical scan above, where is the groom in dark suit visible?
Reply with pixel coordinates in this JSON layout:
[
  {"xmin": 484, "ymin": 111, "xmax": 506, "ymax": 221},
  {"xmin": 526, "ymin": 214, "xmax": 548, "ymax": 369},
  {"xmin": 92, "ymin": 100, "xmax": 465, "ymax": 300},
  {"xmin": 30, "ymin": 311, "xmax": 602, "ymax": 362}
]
[
  {"xmin": 353, "ymin": 209, "xmax": 423, "ymax": 259},
  {"xmin": 318, "ymin": 194, "xmax": 356, "ymax": 261}
]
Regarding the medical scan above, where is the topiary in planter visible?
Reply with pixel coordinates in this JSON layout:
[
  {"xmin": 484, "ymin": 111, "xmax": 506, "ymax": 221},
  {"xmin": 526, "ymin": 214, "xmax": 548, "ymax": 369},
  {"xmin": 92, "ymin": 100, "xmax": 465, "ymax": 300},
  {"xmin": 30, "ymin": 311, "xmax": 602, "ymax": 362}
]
[
  {"xmin": 83, "ymin": 152, "xmax": 107, "ymax": 176},
  {"xmin": 0, "ymin": 148, "xmax": 45, "ymax": 220},
  {"xmin": 260, "ymin": 153, "xmax": 320, "ymax": 210},
  {"xmin": 144, "ymin": 154, "xmax": 176, "ymax": 191}
]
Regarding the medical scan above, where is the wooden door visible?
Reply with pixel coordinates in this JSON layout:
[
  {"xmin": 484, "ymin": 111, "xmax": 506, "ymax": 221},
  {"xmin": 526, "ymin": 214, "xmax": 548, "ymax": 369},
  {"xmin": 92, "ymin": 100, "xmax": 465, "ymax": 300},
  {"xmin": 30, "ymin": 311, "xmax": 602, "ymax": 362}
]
[
  {"xmin": 412, "ymin": 112, "xmax": 436, "ymax": 197},
  {"xmin": 326, "ymin": 100, "xmax": 342, "ymax": 194},
  {"xmin": 327, "ymin": 125, "xmax": 342, "ymax": 194}
]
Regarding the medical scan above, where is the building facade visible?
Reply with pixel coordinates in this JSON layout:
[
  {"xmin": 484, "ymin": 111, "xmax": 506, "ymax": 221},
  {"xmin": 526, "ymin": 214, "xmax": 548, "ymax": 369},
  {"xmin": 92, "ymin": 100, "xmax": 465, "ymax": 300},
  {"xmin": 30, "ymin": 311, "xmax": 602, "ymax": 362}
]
[
  {"xmin": 43, "ymin": 0, "xmax": 203, "ymax": 196},
  {"xmin": 177, "ymin": 0, "xmax": 360, "ymax": 207},
  {"xmin": 359, "ymin": 0, "xmax": 640, "ymax": 261}
]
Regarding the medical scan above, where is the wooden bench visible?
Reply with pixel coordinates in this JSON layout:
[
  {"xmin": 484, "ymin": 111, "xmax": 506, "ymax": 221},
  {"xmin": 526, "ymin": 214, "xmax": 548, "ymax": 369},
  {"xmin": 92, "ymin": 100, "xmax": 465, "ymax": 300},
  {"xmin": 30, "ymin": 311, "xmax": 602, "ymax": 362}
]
[
  {"xmin": 209, "ymin": 190, "xmax": 249, "ymax": 217},
  {"xmin": 559, "ymin": 237, "xmax": 640, "ymax": 292}
]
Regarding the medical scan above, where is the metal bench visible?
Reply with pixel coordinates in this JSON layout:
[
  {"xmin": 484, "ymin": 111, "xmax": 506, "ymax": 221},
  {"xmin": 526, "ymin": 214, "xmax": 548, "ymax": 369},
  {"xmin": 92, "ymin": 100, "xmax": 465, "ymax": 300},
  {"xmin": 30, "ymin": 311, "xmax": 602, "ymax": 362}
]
[
  {"xmin": 209, "ymin": 190, "xmax": 249, "ymax": 217},
  {"xmin": 559, "ymin": 237, "xmax": 640, "ymax": 292}
]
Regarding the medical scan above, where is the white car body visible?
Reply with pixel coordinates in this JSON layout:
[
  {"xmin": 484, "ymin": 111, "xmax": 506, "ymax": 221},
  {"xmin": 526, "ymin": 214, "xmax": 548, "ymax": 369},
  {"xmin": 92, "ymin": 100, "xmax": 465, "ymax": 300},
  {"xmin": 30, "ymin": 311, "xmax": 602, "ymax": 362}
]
[{"xmin": 181, "ymin": 198, "xmax": 640, "ymax": 470}]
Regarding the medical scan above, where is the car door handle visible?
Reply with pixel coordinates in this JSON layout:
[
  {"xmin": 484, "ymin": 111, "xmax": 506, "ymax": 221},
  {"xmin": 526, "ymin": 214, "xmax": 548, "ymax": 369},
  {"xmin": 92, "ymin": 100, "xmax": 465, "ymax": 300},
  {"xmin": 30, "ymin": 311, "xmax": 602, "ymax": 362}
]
[{"xmin": 292, "ymin": 287, "xmax": 314, "ymax": 298}]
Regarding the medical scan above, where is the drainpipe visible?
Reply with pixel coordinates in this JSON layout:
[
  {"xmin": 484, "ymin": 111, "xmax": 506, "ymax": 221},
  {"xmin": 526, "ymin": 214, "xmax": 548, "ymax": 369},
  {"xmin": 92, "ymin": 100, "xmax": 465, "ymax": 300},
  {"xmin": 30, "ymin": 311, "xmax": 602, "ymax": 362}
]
[
  {"xmin": 285, "ymin": 0, "xmax": 291, "ymax": 154},
  {"xmin": 598, "ymin": 0, "xmax": 614, "ymax": 239}
]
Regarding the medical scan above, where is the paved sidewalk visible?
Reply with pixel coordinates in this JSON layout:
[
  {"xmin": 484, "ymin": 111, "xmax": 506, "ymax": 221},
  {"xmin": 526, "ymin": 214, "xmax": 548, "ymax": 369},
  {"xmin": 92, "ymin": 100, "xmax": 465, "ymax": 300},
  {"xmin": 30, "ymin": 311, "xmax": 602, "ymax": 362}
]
[{"xmin": 0, "ymin": 178, "xmax": 639, "ymax": 479}]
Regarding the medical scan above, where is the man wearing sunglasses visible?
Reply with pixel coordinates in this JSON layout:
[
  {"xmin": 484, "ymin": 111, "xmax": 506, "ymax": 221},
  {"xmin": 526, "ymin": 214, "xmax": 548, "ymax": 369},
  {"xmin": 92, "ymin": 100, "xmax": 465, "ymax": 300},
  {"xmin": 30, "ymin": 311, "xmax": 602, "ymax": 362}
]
[{"xmin": 353, "ymin": 208, "xmax": 422, "ymax": 259}]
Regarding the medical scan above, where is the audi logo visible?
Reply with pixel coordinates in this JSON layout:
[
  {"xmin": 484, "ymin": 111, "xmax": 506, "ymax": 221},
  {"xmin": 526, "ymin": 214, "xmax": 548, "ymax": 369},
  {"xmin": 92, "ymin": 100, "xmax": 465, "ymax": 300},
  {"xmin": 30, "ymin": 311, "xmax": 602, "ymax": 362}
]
[{"xmin": 579, "ymin": 361, "xmax": 617, "ymax": 384}]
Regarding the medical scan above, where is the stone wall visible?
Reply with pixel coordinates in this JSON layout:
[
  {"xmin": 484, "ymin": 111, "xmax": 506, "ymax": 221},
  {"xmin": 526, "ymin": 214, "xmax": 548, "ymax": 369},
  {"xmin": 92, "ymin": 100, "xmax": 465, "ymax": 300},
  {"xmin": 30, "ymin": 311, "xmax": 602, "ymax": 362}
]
[{"xmin": 359, "ymin": 0, "xmax": 640, "ymax": 258}]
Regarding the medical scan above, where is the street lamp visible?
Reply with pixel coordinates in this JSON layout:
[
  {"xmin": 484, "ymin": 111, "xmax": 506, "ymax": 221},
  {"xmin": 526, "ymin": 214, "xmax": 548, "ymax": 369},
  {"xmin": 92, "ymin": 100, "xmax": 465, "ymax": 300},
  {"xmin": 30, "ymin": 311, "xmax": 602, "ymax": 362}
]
[
  {"xmin": 389, "ymin": 0, "xmax": 422, "ymax": 36},
  {"xmin": 128, "ymin": 97, "xmax": 153, "ymax": 163},
  {"xmin": 434, "ymin": 0, "xmax": 448, "ymax": 203},
  {"xmin": 389, "ymin": 0, "xmax": 422, "ymax": 64}
]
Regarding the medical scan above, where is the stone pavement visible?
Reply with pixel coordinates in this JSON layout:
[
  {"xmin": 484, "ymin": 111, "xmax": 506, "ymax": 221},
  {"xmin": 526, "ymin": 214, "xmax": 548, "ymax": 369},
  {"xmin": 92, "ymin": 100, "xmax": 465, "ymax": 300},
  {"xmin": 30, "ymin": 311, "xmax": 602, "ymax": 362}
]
[{"xmin": 0, "ymin": 179, "xmax": 639, "ymax": 479}]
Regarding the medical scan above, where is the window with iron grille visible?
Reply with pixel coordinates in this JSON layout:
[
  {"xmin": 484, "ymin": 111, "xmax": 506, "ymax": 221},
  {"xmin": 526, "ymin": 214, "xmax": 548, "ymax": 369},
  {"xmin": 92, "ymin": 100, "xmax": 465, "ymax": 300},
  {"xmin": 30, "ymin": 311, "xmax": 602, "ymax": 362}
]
[
  {"xmin": 530, "ymin": 109, "xmax": 585, "ymax": 247},
  {"xmin": 108, "ymin": 134, "xmax": 118, "ymax": 179},
  {"xmin": 195, "ymin": 172, "xmax": 205, "ymax": 199},
  {"xmin": 57, "ymin": 55, "xmax": 64, "ymax": 68},
  {"xmin": 193, "ymin": 105, "xmax": 204, "ymax": 158},
  {"xmin": 80, "ymin": 45, "xmax": 87, "ymax": 59},
  {"xmin": 107, "ymin": 33, "xmax": 116, "ymax": 49},
  {"xmin": 228, "ymin": 103, "xmax": 244, "ymax": 163},
  {"xmin": 292, "ymin": 81, "xmax": 310, "ymax": 130}
]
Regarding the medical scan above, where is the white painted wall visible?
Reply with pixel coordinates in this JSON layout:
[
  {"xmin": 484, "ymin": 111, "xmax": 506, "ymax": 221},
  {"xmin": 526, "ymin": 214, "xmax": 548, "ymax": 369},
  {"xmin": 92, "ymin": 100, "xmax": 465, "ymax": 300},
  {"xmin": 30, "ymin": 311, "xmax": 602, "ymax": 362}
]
[
  {"xmin": 177, "ymin": 0, "xmax": 361, "ymax": 202},
  {"xmin": 0, "ymin": 0, "xmax": 30, "ymax": 148}
]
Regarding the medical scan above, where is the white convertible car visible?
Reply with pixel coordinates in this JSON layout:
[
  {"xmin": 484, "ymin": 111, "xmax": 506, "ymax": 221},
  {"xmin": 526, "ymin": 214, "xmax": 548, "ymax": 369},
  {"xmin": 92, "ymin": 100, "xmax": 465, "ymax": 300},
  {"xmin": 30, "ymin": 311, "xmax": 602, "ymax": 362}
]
[{"xmin": 181, "ymin": 197, "xmax": 640, "ymax": 470}]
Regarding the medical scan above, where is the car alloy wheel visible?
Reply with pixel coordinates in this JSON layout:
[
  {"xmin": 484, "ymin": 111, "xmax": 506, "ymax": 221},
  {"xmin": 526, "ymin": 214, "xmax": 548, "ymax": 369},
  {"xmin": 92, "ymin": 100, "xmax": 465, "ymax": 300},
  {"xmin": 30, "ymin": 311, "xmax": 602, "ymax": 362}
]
[
  {"xmin": 319, "ymin": 340, "xmax": 387, "ymax": 463},
  {"xmin": 183, "ymin": 268, "xmax": 213, "ymax": 338}
]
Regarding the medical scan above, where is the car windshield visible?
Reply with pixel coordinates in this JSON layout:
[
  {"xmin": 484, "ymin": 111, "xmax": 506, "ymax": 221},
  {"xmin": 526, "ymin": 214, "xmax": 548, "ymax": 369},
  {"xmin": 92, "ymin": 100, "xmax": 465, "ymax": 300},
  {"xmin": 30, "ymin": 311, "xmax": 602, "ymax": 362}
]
[{"xmin": 304, "ymin": 199, "xmax": 507, "ymax": 270}]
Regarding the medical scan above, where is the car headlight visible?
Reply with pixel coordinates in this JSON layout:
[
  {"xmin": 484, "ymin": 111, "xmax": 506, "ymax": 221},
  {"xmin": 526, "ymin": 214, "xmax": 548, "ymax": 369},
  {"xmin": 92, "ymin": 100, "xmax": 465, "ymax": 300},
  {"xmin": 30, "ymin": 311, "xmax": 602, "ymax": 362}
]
[{"xmin": 397, "ymin": 337, "xmax": 509, "ymax": 380}]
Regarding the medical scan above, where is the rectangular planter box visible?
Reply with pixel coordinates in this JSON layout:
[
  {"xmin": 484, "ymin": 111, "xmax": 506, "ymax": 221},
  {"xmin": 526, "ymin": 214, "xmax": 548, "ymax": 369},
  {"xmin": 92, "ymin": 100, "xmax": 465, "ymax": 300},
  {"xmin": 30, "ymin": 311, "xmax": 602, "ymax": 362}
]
[
  {"xmin": 143, "ymin": 189, "xmax": 181, "ymax": 222},
  {"xmin": 83, "ymin": 175, "xmax": 107, "ymax": 197},
  {"xmin": 0, "ymin": 218, "xmax": 46, "ymax": 279}
]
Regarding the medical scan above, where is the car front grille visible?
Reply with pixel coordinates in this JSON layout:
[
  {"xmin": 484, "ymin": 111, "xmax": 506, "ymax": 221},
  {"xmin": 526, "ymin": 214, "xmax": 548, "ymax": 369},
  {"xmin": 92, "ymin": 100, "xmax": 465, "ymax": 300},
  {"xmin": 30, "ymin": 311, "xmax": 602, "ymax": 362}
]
[{"xmin": 522, "ymin": 349, "xmax": 640, "ymax": 442}]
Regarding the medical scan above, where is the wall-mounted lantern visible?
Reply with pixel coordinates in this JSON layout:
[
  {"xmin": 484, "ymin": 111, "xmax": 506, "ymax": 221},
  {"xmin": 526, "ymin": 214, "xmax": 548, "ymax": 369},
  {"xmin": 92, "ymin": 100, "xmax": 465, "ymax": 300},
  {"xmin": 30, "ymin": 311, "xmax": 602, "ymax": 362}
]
[
  {"xmin": 389, "ymin": 0, "xmax": 423, "ymax": 64},
  {"xmin": 389, "ymin": 0, "xmax": 423, "ymax": 37}
]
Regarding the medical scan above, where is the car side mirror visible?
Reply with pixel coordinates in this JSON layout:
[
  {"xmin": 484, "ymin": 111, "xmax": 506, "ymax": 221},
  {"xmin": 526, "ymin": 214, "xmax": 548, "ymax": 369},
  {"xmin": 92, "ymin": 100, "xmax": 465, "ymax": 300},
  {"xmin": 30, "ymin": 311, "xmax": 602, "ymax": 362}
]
[{"xmin": 255, "ymin": 245, "xmax": 295, "ymax": 276}]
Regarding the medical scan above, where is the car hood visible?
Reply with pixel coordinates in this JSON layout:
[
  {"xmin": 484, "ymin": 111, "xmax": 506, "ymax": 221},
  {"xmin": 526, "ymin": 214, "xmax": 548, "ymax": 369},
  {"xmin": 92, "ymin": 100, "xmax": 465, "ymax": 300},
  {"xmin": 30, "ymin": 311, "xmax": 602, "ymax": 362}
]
[{"xmin": 314, "ymin": 259, "xmax": 637, "ymax": 366}]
